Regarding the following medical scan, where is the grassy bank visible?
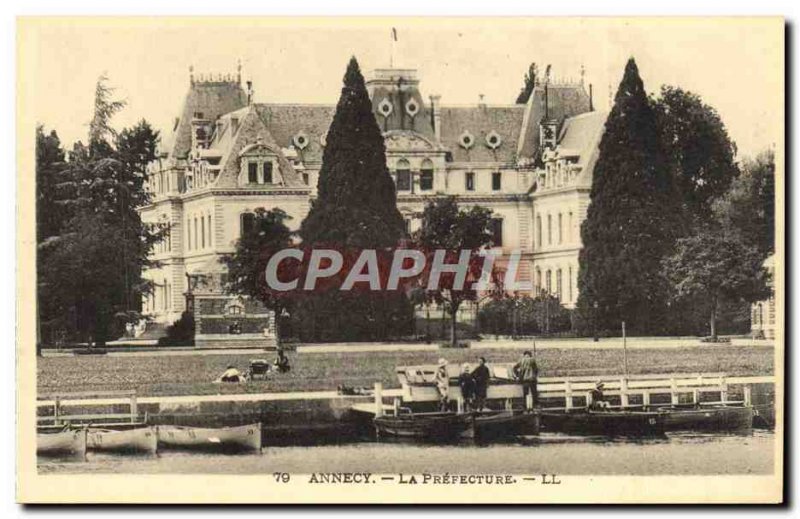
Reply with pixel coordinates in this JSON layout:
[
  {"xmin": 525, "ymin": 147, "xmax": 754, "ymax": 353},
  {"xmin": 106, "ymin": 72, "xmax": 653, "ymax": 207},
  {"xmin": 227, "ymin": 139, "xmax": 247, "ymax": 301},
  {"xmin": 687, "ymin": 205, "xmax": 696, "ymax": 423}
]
[{"xmin": 37, "ymin": 344, "xmax": 774, "ymax": 398}]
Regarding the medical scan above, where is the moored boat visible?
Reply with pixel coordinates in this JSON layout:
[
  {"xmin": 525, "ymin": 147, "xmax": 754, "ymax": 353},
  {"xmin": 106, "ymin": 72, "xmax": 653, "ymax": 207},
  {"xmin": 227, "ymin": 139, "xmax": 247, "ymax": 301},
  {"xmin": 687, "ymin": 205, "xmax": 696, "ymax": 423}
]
[
  {"xmin": 157, "ymin": 423, "xmax": 262, "ymax": 452},
  {"xmin": 540, "ymin": 410, "xmax": 665, "ymax": 436},
  {"xmin": 37, "ymin": 427, "xmax": 87, "ymax": 458},
  {"xmin": 653, "ymin": 405, "xmax": 753, "ymax": 431},
  {"xmin": 374, "ymin": 412, "xmax": 472, "ymax": 441},
  {"xmin": 88, "ymin": 426, "xmax": 158, "ymax": 453},
  {"xmin": 462, "ymin": 410, "xmax": 540, "ymax": 441}
]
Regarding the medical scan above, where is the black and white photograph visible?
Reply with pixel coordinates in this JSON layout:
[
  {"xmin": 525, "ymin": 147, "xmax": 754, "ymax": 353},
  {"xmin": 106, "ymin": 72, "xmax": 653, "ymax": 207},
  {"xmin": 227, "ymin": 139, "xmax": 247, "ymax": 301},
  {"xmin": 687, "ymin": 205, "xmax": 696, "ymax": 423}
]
[{"xmin": 15, "ymin": 16, "xmax": 784, "ymax": 504}]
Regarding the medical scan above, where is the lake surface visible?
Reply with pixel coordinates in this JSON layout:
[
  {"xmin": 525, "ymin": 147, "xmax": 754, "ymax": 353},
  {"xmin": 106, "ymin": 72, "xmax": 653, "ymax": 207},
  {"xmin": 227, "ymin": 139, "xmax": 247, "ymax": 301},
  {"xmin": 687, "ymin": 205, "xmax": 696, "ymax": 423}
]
[{"xmin": 39, "ymin": 430, "xmax": 774, "ymax": 476}]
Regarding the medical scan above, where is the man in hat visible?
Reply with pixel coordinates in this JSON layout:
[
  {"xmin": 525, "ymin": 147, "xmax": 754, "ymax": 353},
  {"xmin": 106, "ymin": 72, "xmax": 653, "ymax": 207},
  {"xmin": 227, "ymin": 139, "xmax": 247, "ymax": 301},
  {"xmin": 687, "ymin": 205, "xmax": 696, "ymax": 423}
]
[
  {"xmin": 471, "ymin": 357, "xmax": 491, "ymax": 411},
  {"xmin": 435, "ymin": 358, "xmax": 450, "ymax": 412},
  {"xmin": 589, "ymin": 381, "xmax": 610, "ymax": 410},
  {"xmin": 513, "ymin": 350, "xmax": 538, "ymax": 407}
]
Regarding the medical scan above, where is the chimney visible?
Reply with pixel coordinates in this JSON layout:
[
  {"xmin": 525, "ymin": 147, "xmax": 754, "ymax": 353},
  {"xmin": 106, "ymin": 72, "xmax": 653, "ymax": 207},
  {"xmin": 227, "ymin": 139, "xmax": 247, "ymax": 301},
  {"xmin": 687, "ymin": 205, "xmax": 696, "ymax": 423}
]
[
  {"xmin": 478, "ymin": 94, "xmax": 486, "ymax": 109},
  {"xmin": 589, "ymin": 84, "xmax": 594, "ymax": 112},
  {"xmin": 246, "ymin": 81, "xmax": 254, "ymax": 105},
  {"xmin": 429, "ymin": 94, "xmax": 442, "ymax": 141}
]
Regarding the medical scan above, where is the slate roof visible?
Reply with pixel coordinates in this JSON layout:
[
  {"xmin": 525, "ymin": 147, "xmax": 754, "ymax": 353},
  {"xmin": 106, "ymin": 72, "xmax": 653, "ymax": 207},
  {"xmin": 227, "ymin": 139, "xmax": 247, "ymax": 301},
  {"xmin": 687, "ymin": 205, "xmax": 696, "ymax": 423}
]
[
  {"xmin": 166, "ymin": 80, "xmax": 247, "ymax": 162},
  {"xmin": 438, "ymin": 105, "xmax": 526, "ymax": 163},
  {"xmin": 254, "ymin": 104, "xmax": 336, "ymax": 164},
  {"xmin": 517, "ymin": 84, "xmax": 592, "ymax": 160},
  {"xmin": 557, "ymin": 110, "xmax": 607, "ymax": 187}
]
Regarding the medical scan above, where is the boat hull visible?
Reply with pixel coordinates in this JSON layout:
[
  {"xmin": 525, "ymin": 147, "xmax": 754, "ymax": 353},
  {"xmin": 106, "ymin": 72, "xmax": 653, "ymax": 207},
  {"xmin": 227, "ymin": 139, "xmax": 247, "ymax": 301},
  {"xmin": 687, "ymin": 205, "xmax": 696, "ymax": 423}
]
[
  {"xmin": 37, "ymin": 428, "xmax": 87, "ymax": 458},
  {"xmin": 655, "ymin": 405, "xmax": 753, "ymax": 431},
  {"xmin": 374, "ymin": 413, "xmax": 472, "ymax": 440},
  {"xmin": 463, "ymin": 410, "xmax": 540, "ymax": 440},
  {"xmin": 88, "ymin": 426, "xmax": 158, "ymax": 453},
  {"xmin": 157, "ymin": 423, "xmax": 262, "ymax": 452},
  {"xmin": 541, "ymin": 410, "xmax": 665, "ymax": 436}
]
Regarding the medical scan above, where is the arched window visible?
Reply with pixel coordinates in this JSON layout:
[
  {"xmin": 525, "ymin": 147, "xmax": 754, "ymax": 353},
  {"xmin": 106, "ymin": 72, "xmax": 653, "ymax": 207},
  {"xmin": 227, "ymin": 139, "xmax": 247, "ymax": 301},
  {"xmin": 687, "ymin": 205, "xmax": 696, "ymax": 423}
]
[
  {"xmin": 395, "ymin": 159, "xmax": 411, "ymax": 191},
  {"xmin": 558, "ymin": 213, "xmax": 563, "ymax": 244},
  {"xmin": 420, "ymin": 159, "xmax": 434, "ymax": 191},
  {"xmin": 535, "ymin": 268, "xmax": 542, "ymax": 295},
  {"xmin": 568, "ymin": 266, "xmax": 573, "ymax": 302},
  {"xmin": 547, "ymin": 214, "xmax": 552, "ymax": 245},
  {"xmin": 546, "ymin": 270, "xmax": 552, "ymax": 294},
  {"xmin": 207, "ymin": 214, "xmax": 212, "ymax": 248}
]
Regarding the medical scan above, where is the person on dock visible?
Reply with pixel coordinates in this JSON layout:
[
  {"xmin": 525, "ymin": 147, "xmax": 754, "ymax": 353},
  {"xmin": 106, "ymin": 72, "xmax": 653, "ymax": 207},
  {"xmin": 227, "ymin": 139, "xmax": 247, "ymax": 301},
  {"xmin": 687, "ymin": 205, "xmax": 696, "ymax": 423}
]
[
  {"xmin": 589, "ymin": 381, "xmax": 610, "ymax": 410},
  {"xmin": 216, "ymin": 365, "xmax": 246, "ymax": 383},
  {"xmin": 513, "ymin": 351, "xmax": 538, "ymax": 407},
  {"xmin": 471, "ymin": 357, "xmax": 491, "ymax": 411},
  {"xmin": 458, "ymin": 363, "xmax": 476, "ymax": 411},
  {"xmin": 435, "ymin": 358, "xmax": 450, "ymax": 412}
]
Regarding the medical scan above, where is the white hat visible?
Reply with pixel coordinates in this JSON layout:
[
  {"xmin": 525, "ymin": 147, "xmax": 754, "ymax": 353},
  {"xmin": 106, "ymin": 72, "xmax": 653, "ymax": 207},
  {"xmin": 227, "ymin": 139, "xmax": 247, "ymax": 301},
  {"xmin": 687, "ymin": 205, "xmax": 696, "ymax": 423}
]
[{"xmin": 438, "ymin": 358, "xmax": 448, "ymax": 366}]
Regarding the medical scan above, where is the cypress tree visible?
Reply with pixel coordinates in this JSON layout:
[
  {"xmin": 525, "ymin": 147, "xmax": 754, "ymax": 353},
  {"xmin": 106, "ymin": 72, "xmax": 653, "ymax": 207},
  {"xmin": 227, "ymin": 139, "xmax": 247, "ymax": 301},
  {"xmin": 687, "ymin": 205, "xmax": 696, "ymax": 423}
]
[
  {"xmin": 576, "ymin": 58, "xmax": 679, "ymax": 335},
  {"xmin": 301, "ymin": 57, "xmax": 405, "ymax": 248},
  {"xmin": 297, "ymin": 57, "xmax": 412, "ymax": 341}
]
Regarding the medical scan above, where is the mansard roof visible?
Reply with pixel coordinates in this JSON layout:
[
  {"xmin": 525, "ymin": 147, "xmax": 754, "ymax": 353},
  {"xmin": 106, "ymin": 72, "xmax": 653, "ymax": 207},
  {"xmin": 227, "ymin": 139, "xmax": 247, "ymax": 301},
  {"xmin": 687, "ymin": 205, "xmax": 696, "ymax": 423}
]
[
  {"xmin": 517, "ymin": 83, "xmax": 592, "ymax": 160},
  {"xmin": 555, "ymin": 110, "xmax": 607, "ymax": 187},
  {"xmin": 438, "ymin": 105, "xmax": 526, "ymax": 163},
  {"xmin": 253, "ymin": 104, "xmax": 336, "ymax": 164},
  {"xmin": 164, "ymin": 78, "xmax": 247, "ymax": 162}
]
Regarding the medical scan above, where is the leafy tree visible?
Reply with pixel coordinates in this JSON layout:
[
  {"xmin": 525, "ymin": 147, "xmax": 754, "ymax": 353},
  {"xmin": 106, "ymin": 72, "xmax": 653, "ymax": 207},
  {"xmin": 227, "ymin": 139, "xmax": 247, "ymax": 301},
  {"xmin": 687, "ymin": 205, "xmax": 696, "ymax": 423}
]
[
  {"xmin": 713, "ymin": 149, "xmax": 775, "ymax": 258},
  {"xmin": 515, "ymin": 63, "xmax": 538, "ymax": 104},
  {"xmin": 296, "ymin": 57, "xmax": 412, "ymax": 341},
  {"xmin": 222, "ymin": 208, "xmax": 295, "ymax": 341},
  {"xmin": 478, "ymin": 294, "xmax": 571, "ymax": 338},
  {"xmin": 37, "ymin": 76, "xmax": 163, "ymax": 347},
  {"xmin": 416, "ymin": 197, "xmax": 494, "ymax": 347},
  {"xmin": 36, "ymin": 126, "xmax": 67, "ymax": 242},
  {"xmin": 653, "ymin": 86, "xmax": 739, "ymax": 222},
  {"xmin": 663, "ymin": 225, "xmax": 770, "ymax": 339},
  {"xmin": 576, "ymin": 58, "xmax": 681, "ymax": 335}
]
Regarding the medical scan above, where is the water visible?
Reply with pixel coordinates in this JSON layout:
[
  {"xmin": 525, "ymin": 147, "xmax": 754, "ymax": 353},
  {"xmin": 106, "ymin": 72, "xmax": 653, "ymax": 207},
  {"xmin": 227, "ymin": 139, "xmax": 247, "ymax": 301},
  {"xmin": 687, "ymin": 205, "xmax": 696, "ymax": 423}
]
[{"xmin": 39, "ymin": 430, "xmax": 774, "ymax": 476}]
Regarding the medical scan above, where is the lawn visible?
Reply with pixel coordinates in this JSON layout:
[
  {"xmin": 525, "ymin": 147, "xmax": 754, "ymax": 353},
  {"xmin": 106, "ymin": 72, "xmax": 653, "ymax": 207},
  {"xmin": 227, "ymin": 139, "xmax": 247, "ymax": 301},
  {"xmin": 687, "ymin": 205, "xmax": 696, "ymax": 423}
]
[{"xmin": 37, "ymin": 344, "xmax": 774, "ymax": 398}]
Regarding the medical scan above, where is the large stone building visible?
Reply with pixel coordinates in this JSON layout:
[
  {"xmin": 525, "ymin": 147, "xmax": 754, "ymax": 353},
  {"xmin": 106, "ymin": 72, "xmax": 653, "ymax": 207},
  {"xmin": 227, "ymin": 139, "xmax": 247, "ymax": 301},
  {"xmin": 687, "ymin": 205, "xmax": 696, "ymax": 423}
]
[{"xmin": 139, "ymin": 64, "xmax": 605, "ymax": 346}]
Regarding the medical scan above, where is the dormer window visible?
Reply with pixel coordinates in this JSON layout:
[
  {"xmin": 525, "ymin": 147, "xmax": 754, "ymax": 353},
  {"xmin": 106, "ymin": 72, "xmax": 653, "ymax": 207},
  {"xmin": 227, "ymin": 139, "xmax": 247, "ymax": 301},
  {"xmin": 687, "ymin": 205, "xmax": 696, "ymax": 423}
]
[
  {"xmin": 263, "ymin": 162, "xmax": 273, "ymax": 184},
  {"xmin": 248, "ymin": 162, "xmax": 258, "ymax": 183}
]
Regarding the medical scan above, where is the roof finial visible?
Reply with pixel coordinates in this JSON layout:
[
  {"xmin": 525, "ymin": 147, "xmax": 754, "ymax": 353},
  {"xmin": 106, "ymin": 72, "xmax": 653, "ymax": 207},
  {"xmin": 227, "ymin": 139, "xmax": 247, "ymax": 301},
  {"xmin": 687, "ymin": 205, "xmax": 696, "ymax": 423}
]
[
  {"xmin": 580, "ymin": 64, "xmax": 586, "ymax": 86},
  {"xmin": 237, "ymin": 59, "xmax": 242, "ymax": 84},
  {"xmin": 189, "ymin": 65, "xmax": 194, "ymax": 85}
]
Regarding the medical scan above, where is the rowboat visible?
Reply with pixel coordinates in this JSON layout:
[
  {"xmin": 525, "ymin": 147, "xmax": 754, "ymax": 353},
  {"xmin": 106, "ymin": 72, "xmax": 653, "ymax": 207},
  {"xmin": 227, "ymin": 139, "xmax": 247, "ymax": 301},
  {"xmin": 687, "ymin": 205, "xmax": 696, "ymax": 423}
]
[
  {"xmin": 157, "ymin": 423, "xmax": 262, "ymax": 452},
  {"xmin": 540, "ymin": 410, "xmax": 665, "ymax": 436},
  {"xmin": 653, "ymin": 405, "xmax": 753, "ymax": 431},
  {"xmin": 37, "ymin": 427, "xmax": 87, "ymax": 458},
  {"xmin": 462, "ymin": 410, "xmax": 540, "ymax": 441},
  {"xmin": 88, "ymin": 426, "xmax": 158, "ymax": 454},
  {"xmin": 374, "ymin": 412, "xmax": 472, "ymax": 440}
]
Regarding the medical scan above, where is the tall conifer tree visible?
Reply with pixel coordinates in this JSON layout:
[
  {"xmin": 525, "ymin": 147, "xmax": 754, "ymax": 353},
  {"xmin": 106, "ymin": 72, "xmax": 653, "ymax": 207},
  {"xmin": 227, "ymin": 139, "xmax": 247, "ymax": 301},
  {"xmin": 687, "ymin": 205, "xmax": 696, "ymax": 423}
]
[
  {"xmin": 577, "ymin": 58, "xmax": 679, "ymax": 335},
  {"xmin": 297, "ymin": 57, "xmax": 411, "ymax": 341}
]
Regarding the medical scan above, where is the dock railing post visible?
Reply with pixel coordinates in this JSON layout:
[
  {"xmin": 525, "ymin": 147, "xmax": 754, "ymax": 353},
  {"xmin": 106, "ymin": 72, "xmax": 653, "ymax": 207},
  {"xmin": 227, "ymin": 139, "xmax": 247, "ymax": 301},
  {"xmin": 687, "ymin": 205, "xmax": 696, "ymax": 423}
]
[
  {"xmin": 54, "ymin": 397, "xmax": 60, "ymax": 427},
  {"xmin": 457, "ymin": 396, "xmax": 464, "ymax": 414},
  {"xmin": 526, "ymin": 391, "xmax": 533, "ymax": 410},
  {"xmin": 374, "ymin": 382, "xmax": 384, "ymax": 417},
  {"xmin": 720, "ymin": 376, "xmax": 728, "ymax": 403},
  {"xmin": 620, "ymin": 378, "xmax": 629, "ymax": 408},
  {"xmin": 670, "ymin": 378, "xmax": 679, "ymax": 405},
  {"xmin": 130, "ymin": 392, "xmax": 138, "ymax": 423},
  {"xmin": 564, "ymin": 381, "xmax": 573, "ymax": 410},
  {"xmin": 744, "ymin": 385, "xmax": 752, "ymax": 407},
  {"xmin": 642, "ymin": 390, "xmax": 650, "ymax": 407}
]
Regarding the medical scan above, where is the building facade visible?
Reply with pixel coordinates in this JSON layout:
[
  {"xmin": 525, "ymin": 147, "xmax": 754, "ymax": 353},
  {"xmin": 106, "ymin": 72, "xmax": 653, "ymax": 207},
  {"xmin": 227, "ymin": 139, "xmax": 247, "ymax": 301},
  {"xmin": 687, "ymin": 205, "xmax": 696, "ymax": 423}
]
[
  {"xmin": 139, "ymin": 65, "xmax": 605, "ymax": 345},
  {"xmin": 751, "ymin": 254, "xmax": 776, "ymax": 340}
]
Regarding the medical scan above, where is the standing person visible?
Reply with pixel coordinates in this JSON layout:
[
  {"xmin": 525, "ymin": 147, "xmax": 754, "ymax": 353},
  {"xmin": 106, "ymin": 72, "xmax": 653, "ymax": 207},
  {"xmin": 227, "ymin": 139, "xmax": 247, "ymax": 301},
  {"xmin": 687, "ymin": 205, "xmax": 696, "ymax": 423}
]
[
  {"xmin": 513, "ymin": 350, "xmax": 538, "ymax": 407},
  {"xmin": 458, "ymin": 363, "xmax": 476, "ymax": 411},
  {"xmin": 471, "ymin": 357, "xmax": 491, "ymax": 412},
  {"xmin": 435, "ymin": 358, "xmax": 450, "ymax": 412}
]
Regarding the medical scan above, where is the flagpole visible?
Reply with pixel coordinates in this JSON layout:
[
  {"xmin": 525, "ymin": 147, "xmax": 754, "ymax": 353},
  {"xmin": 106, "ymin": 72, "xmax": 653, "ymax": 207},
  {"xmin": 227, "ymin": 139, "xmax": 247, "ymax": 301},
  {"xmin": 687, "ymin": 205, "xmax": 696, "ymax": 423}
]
[{"xmin": 390, "ymin": 28, "xmax": 397, "ymax": 68}]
